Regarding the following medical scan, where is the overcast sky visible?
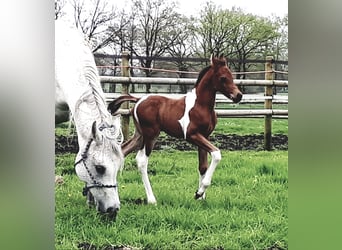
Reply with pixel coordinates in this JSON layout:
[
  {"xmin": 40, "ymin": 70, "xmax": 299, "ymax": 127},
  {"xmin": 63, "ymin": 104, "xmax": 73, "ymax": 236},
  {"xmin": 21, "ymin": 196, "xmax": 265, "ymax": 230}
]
[
  {"xmin": 63, "ymin": 0, "xmax": 287, "ymax": 21},
  {"xmin": 176, "ymin": 0, "xmax": 288, "ymax": 17}
]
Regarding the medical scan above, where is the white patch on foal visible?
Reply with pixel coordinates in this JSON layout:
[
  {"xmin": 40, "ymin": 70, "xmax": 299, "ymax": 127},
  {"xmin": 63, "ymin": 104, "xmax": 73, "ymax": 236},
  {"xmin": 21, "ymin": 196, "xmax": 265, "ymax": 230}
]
[
  {"xmin": 178, "ymin": 88, "xmax": 197, "ymax": 138},
  {"xmin": 197, "ymin": 150, "xmax": 222, "ymax": 197},
  {"xmin": 133, "ymin": 95, "xmax": 151, "ymax": 125},
  {"xmin": 136, "ymin": 146, "xmax": 157, "ymax": 204}
]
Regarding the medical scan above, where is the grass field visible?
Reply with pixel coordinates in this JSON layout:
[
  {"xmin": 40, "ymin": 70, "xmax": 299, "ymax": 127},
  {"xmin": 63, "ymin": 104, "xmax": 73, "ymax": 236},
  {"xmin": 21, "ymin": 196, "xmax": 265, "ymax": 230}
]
[
  {"xmin": 56, "ymin": 117, "xmax": 288, "ymax": 137},
  {"xmin": 55, "ymin": 117, "xmax": 288, "ymax": 249},
  {"xmin": 55, "ymin": 150, "xmax": 287, "ymax": 249}
]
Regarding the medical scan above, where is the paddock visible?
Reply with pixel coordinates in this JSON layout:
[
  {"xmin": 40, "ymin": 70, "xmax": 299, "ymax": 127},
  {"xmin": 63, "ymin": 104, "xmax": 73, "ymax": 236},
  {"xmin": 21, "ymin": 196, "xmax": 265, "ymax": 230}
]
[
  {"xmin": 55, "ymin": 55, "xmax": 288, "ymax": 249},
  {"xmin": 55, "ymin": 149, "xmax": 288, "ymax": 250}
]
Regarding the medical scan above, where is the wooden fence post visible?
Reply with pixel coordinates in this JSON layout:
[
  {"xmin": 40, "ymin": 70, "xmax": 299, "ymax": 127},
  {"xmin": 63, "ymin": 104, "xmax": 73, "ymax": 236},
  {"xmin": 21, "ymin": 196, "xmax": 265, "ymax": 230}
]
[
  {"xmin": 121, "ymin": 51, "xmax": 130, "ymax": 141},
  {"xmin": 264, "ymin": 56, "xmax": 274, "ymax": 150}
]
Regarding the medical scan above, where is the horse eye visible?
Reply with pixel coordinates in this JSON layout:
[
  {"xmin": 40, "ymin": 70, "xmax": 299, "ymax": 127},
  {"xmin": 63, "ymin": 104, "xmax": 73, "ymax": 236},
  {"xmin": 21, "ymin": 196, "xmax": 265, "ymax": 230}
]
[{"xmin": 95, "ymin": 165, "xmax": 105, "ymax": 175}]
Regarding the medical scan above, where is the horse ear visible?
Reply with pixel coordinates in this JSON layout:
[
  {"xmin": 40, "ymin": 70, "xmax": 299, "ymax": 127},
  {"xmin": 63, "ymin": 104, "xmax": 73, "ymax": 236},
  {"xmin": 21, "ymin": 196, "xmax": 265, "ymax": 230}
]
[
  {"xmin": 219, "ymin": 53, "xmax": 224, "ymax": 59},
  {"xmin": 91, "ymin": 121, "xmax": 101, "ymax": 142}
]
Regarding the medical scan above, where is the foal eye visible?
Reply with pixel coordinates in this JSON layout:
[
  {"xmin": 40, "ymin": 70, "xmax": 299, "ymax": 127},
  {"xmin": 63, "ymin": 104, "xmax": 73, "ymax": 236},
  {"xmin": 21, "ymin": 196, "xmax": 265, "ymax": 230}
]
[
  {"xmin": 95, "ymin": 165, "xmax": 106, "ymax": 175},
  {"xmin": 220, "ymin": 76, "xmax": 227, "ymax": 83}
]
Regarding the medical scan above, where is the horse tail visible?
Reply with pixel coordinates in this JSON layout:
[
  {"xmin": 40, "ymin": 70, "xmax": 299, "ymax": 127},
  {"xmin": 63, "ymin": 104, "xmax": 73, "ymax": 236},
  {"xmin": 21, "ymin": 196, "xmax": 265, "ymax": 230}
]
[{"xmin": 108, "ymin": 94, "xmax": 140, "ymax": 115}]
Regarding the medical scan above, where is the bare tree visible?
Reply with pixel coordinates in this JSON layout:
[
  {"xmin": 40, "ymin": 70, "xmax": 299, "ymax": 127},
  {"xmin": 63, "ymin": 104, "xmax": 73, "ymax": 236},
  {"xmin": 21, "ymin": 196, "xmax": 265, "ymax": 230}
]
[
  {"xmin": 195, "ymin": 3, "xmax": 280, "ymax": 82},
  {"xmin": 165, "ymin": 15, "xmax": 197, "ymax": 92},
  {"xmin": 195, "ymin": 3, "xmax": 232, "ymax": 59},
  {"xmin": 228, "ymin": 14, "xmax": 279, "ymax": 80},
  {"xmin": 55, "ymin": 0, "xmax": 66, "ymax": 20},
  {"xmin": 70, "ymin": 0, "xmax": 122, "ymax": 53},
  {"xmin": 118, "ymin": 0, "xmax": 181, "ymax": 92}
]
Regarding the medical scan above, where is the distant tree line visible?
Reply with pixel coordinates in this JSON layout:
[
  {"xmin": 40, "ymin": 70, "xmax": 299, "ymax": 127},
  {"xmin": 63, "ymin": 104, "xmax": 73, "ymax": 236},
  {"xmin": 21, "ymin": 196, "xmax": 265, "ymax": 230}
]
[{"xmin": 55, "ymin": 0, "xmax": 288, "ymax": 92}]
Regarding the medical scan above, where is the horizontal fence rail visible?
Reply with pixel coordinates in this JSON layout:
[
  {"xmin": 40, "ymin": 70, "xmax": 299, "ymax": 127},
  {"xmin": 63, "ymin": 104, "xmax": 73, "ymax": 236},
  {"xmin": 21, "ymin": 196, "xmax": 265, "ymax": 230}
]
[
  {"xmin": 111, "ymin": 108, "xmax": 288, "ymax": 117},
  {"xmin": 104, "ymin": 93, "xmax": 288, "ymax": 105},
  {"xmin": 101, "ymin": 76, "xmax": 288, "ymax": 87}
]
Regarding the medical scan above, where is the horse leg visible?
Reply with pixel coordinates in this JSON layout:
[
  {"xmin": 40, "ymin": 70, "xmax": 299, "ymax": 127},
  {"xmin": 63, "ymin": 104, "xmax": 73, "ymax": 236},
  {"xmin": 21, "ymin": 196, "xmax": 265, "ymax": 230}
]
[
  {"xmin": 196, "ymin": 148, "xmax": 208, "ymax": 200},
  {"xmin": 188, "ymin": 133, "xmax": 221, "ymax": 199},
  {"xmin": 136, "ymin": 141, "xmax": 157, "ymax": 204}
]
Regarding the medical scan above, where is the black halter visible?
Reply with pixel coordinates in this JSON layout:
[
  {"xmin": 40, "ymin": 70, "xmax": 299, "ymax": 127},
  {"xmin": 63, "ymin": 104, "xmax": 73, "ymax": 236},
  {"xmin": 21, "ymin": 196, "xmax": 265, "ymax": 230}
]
[{"xmin": 74, "ymin": 138, "xmax": 118, "ymax": 196}]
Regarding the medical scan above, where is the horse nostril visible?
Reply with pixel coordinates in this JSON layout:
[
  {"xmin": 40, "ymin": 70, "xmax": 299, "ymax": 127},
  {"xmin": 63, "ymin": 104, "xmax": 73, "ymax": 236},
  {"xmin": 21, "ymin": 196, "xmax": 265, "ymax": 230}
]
[
  {"xmin": 106, "ymin": 206, "xmax": 119, "ymax": 213},
  {"xmin": 107, "ymin": 206, "xmax": 119, "ymax": 220},
  {"xmin": 235, "ymin": 93, "xmax": 242, "ymax": 102}
]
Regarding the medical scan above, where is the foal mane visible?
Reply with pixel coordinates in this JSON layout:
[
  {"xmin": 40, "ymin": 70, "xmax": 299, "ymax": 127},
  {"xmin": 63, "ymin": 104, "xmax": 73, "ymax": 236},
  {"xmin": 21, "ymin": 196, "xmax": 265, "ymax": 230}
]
[
  {"xmin": 195, "ymin": 65, "xmax": 211, "ymax": 87},
  {"xmin": 194, "ymin": 56, "xmax": 228, "ymax": 87}
]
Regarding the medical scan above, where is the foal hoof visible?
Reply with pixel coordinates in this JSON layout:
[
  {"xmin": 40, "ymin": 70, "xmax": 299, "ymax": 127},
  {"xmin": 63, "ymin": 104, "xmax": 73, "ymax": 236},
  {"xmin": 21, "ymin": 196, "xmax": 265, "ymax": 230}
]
[{"xmin": 194, "ymin": 190, "xmax": 205, "ymax": 200}]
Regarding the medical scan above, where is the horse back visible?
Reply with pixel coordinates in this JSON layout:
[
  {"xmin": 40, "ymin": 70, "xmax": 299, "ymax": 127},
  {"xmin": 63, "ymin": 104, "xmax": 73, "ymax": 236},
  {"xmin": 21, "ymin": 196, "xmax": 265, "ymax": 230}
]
[{"xmin": 134, "ymin": 95, "xmax": 186, "ymax": 138}]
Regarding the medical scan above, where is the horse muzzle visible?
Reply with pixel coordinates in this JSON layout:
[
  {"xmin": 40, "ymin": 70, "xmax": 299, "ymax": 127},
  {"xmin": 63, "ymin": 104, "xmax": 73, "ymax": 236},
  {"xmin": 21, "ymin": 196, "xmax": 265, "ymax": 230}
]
[
  {"xmin": 231, "ymin": 92, "xmax": 243, "ymax": 103},
  {"xmin": 97, "ymin": 201, "xmax": 120, "ymax": 220},
  {"xmin": 103, "ymin": 206, "xmax": 119, "ymax": 220}
]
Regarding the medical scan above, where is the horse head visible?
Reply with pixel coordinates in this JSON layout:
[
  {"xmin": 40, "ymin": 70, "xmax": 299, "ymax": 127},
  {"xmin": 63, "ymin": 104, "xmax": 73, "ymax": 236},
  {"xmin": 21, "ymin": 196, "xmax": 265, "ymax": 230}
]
[
  {"xmin": 75, "ymin": 115, "xmax": 123, "ymax": 219},
  {"xmin": 210, "ymin": 54, "xmax": 242, "ymax": 103}
]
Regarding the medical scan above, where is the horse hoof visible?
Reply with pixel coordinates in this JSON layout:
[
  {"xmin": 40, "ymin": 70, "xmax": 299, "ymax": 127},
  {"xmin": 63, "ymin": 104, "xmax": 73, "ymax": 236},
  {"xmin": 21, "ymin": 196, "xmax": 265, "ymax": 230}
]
[
  {"xmin": 147, "ymin": 198, "xmax": 157, "ymax": 205},
  {"xmin": 194, "ymin": 190, "xmax": 204, "ymax": 200}
]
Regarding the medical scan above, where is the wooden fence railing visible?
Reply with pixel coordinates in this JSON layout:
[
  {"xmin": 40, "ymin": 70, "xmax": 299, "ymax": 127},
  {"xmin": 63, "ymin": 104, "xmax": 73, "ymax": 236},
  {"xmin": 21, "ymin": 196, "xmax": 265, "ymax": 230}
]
[{"xmin": 100, "ymin": 55, "xmax": 288, "ymax": 150}]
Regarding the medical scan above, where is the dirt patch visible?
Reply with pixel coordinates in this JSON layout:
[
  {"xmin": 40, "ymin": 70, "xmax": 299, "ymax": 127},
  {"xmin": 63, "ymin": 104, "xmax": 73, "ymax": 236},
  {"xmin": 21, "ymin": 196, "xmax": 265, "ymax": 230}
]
[
  {"xmin": 78, "ymin": 242, "xmax": 138, "ymax": 250},
  {"xmin": 55, "ymin": 133, "xmax": 287, "ymax": 154}
]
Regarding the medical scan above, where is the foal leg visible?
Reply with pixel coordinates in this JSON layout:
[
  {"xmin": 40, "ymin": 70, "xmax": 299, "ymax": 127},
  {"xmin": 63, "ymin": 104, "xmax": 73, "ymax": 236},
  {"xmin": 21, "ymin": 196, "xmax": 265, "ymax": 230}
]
[
  {"xmin": 197, "ymin": 150, "xmax": 221, "ymax": 197},
  {"xmin": 136, "ymin": 145, "xmax": 157, "ymax": 204},
  {"xmin": 188, "ymin": 133, "xmax": 221, "ymax": 199},
  {"xmin": 196, "ymin": 148, "xmax": 208, "ymax": 200}
]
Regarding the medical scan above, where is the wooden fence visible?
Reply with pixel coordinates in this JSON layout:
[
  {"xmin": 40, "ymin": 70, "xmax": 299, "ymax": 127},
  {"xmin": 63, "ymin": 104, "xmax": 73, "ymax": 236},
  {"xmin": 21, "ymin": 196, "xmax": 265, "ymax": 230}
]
[{"xmin": 100, "ymin": 55, "xmax": 288, "ymax": 150}]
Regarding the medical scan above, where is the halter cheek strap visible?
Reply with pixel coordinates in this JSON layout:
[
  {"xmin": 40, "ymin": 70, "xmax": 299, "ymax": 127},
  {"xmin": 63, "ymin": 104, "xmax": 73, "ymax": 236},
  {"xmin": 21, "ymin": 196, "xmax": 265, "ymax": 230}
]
[
  {"xmin": 82, "ymin": 183, "xmax": 118, "ymax": 196},
  {"xmin": 74, "ymin": 138, "xmax": 118, "ymax": 196}
]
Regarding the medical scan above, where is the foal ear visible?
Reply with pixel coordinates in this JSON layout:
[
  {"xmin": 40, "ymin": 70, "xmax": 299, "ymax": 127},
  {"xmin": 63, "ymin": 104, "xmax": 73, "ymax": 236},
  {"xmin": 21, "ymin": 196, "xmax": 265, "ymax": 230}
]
[{"xmin": 210, "ymin": 53, "xmax": 218, "ymax": 66}]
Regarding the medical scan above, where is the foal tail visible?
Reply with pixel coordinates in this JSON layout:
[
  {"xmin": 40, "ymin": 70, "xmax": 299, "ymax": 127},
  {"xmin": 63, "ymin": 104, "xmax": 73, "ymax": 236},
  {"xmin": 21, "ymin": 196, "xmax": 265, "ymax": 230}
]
[{"xmin": 108, "ymin": 94, "xmax": 140, "ymax": 115}]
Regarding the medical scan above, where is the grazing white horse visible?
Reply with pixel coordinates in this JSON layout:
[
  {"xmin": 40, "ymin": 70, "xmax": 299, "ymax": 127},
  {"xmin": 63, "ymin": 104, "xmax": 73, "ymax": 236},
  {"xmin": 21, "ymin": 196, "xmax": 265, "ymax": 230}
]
[{"xmin": 55, "ymin": 21, "xmax": 124, "ymax": 219}]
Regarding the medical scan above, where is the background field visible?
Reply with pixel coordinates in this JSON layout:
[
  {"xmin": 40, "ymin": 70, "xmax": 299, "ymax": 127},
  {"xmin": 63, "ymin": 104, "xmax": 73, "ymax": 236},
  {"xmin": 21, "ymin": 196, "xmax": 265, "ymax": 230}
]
[
  {"xmin": 56, "ymin": 117, "xmax": 288, "ymax": 137},
  {"xmin": 55, "ymin": 118, "xmax": 288, "ymax": 249}
]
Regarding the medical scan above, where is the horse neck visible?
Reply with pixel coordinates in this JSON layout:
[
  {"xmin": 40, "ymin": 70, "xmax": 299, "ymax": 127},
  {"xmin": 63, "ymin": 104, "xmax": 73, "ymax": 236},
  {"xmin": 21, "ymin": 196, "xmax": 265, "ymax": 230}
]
[
  {"xmin": 73, "ymin": 91, "xmax": 110, "ymax": 146},
  {"xmin": 194, "ymin": 77, "xmax": 217, "ymax": 110}
]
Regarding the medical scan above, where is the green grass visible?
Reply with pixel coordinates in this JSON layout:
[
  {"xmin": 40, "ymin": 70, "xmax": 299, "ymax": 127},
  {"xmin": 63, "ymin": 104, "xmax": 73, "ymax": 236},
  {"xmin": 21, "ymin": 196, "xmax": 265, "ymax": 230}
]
[
  {"xmin": 213, "ymin": 118, "xmax": 288, "ymax": 135},
  {"xmin": 55, "ymin": 150, "xmax": 287, "ymax": 249},
  {"xmin": 56, "ymin": 117, "xmax": 288, "ymax": 137},
  {"xmin": 55, "ymin": 122, "xmax": 74, "ymax": 137}
]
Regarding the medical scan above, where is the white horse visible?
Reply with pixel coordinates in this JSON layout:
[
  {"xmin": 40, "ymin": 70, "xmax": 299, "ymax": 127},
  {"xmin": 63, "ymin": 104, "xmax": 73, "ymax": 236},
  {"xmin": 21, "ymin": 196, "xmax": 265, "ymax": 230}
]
[{"xmin": 55, "ymin": 21, "xmax": 124, "ymax": 219}]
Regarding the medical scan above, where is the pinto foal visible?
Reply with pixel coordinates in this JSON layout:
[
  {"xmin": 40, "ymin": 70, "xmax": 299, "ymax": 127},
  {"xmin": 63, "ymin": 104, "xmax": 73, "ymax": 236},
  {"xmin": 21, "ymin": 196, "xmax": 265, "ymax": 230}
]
[{"xmin": 108, "ymin": 55, "xmax": 242, "ymax": 203}]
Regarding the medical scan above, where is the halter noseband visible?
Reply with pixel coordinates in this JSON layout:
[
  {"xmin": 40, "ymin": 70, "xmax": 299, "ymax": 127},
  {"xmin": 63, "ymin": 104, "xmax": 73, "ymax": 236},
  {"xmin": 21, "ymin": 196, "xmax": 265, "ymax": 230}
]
[{"xmin": 74, "ymin": 138, "xmax": 118, "ymax": 196}]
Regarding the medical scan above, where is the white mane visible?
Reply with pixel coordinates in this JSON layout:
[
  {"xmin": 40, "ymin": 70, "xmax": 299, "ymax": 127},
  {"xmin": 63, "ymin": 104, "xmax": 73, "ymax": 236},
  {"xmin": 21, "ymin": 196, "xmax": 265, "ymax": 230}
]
[{"xmin": 55, "ymin": 21, "xmax": 122, "ymax": 146}]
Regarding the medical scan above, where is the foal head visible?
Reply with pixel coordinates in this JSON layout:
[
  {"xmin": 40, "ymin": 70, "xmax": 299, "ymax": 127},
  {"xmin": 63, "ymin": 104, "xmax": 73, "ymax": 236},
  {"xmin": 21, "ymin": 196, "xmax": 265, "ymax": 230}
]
[
  {"xmin": 75, "ymin": 116, "xmax": 124, "ymax": 219},
  {"xmin": 207, "ymin": 55, "xmax": 242, "ymax": 103}
]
